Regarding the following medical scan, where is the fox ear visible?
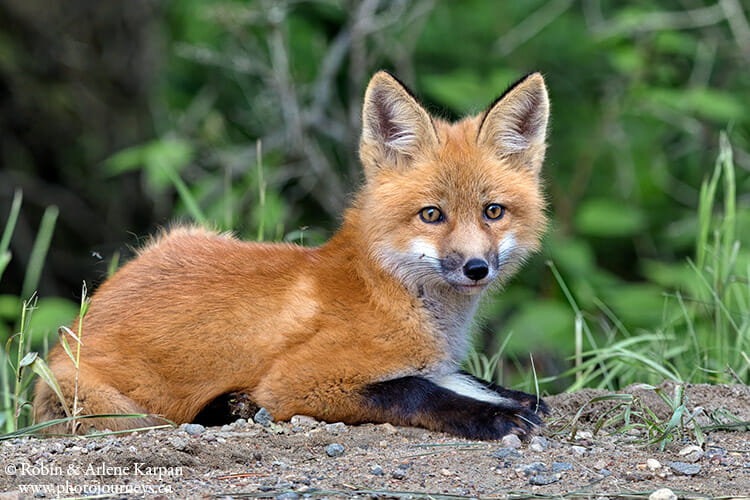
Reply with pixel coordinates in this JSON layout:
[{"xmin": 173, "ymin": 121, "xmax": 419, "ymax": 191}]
[
  {"xmin": 360, "ymin": 71, "xmax": 438, "ymax": 175},
  {"xmin": 477, "ymin": 73, "xmax": 549, "ymax": 173}
]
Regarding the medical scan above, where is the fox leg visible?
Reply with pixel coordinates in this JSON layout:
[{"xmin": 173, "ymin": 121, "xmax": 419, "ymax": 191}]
[
  {"xmin": 256, "ymin": 369, "xmax": 544, "ymax": 440},
  {"xmin": 455, "ymin": 370, "xmax": 549, "ymax": 415},
  {"xmin": 34, "ymin": 362, "xmax": 163, "ymax": 434},
  {"xmin": 361, "ymin": 374, "xmax": 545, "ymax": 440}
]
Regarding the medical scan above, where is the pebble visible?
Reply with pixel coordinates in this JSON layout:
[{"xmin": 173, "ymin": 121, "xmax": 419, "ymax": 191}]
[
  {"xmin": 646, "ymin": 458, "xmax": 661, "ymax": 470},
  {"xmin": 49, "ymin": 442, "xmax": 65, "ymax": 454},
  {"xmin": 377, "ymin": 423, "xmax": 398, "ymax": 434},
  {"xmin": 668, "ymin": 461, "xmax": 701, "ymax": 476},
  {"xmin": 169, "ymin": 437, "xmax": 189, "ymax": 451},
  {"xmin": 391, "ymin": 469, "xmax": 406, "ymax": 480},
  {"xmin": 370, "ymin": 465, "xmax": 385, "ymax": 476},
  {"xmin": 529, "ymin": 436, "xmax": 550, "ymax": 452},
  {"xmin": 492, "ymin": 448, "xmax": 521, "ymax": 460},
  {"xmin": 290, "ymin": 415, "xmax": 318, "ymax": 428},
  {"xmin": 678, "ymin": 445, "xmax": 704, "ymax": 463},
  {"xmin": 552, "ymin": 462, "xmax": 573, "ymax": 473},
  {"xmin": 649, "ymin": 488, "xmax": 677, "ymax": 500},
  {"xmin": 325, "ymin": 443, "xmax": 345, "ymax": 457},
  {"xmin": 518, "ymin": 462, "xmax": 546, "ymax": 476},
  {"xmin": 571, "ymin": 445, "xmax": 587, "ymax": 455},
  {"xmin": 576, "ymin": 430, "xmax": 593, "ymax": 440},
  {"xmin": 593, "ymin": 459, "xmax": 609, "ymax": 470},
  {"xmin": 183, "ymin": 423, "xmax": 205, "ymax": 436},
  {"xmin": 325, "ymin": 422, "xmax": 347, "ymax": 434},
  {"xmin": 528, "ymin": 473, "xmax": 559, "ymax": 486},
  {"xmin": 501, "ymin": 434, "xmax": 522, "ymax": 449},
  {"xmin": 253, "ymin": 408, "xmax": 273, "ymax": 427},
  {"xmin": 275, "ymin": 493, "xmax": 300, "ymax": 500}
]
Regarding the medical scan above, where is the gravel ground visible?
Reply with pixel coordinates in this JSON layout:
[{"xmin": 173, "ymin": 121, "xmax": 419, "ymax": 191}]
[{"xmin": 1, "ymin": 382, "xmax": 749, "ymax": 499}]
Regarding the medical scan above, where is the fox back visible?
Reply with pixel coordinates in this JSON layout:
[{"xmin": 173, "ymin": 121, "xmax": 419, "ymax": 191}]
[{"xmin": 34, "ymin": 71, "xmax": 551, "ymax": 439}]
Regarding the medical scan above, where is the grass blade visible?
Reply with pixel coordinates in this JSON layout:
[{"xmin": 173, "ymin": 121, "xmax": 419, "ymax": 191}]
[
  {"xmin": 21, "ymin": 205, "xmax": 59, "ymax": 301},
  {"xmin": 28, "ymin": 356, "xmax": 71, "ymax": 417}
]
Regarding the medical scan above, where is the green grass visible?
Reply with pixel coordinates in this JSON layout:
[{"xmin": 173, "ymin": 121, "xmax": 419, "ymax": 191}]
[
  {"xmin": 1, "ymin": 190, "xmax": 63, "ymax": 432},
  {"xmin": 544, "ymin": 133, "xmax": 749, "ymax": 391}
]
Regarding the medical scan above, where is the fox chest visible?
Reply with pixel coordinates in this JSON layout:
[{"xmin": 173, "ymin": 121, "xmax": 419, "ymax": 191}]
[{"xmin": 416, "ymin": 288, "xmax": 480, "ymax": 373}]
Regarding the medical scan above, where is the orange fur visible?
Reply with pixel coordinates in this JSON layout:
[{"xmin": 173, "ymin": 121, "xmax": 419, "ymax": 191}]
[{"xmin": 34, "ymin": 71, "xmax": 550, "ymax": 437}]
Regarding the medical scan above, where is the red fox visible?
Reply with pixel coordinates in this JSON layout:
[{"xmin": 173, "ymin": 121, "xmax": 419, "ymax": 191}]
[{"xmin": 34, "ymin": 71, "xmax": 550, "ymax": 439}]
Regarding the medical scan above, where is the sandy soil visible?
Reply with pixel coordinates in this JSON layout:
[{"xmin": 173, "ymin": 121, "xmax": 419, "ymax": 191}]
[{"xmin": 1, "ymin": 382, "xmax": 749, "ymax": 499}]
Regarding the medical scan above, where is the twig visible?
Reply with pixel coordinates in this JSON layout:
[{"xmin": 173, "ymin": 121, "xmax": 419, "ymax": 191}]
[
  {"xmin": 720, "ymin": 0, "xmax": 750, "ymax": 62},
  {"xmin": 494, "ymin": 0, "xmax": 575, "ymax": 56}
]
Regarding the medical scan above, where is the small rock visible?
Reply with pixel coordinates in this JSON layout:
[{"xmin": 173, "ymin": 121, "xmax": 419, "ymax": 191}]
[
  {"xmin": 571, "ymin": 445, "xmax": 587, "ymax": 455},
  {"xmin": 325, "ymin": 443, "xmax": 345, "ymax": 457},
  {"xmin": 233, "ymin": 418, "xmax": 248, "ymax": 428},
  {"xmin": 275, "ymin": 493, "xmax": 300, "ymax": 500},
  {"xmin": 325, "ymin": 422, "xmax": 347, "ymax": 434},
  {"xmin": 290, "ymin": 415, "xmax": 318, "ymax": 428},
  {"xmin": 370, "ymin": 465, "xmax": 385, "ymax": 476},
  {"xmin": 552, "ymin": 462, "xmax": 573, "ymax": 473},
  {"xmin": 391, "ymin": 469, "xmax": 406, "ymax": 480},
  {"xmin": 593, "ymin": 459, "xmax": 609, "ymax": 470},
  {"xmin": 529, "ymin": 436, "xmax": 550, "ymax": 452},
  {"xmin": 502, "ymin": 434, "xmax": 522, "ymax": 449},
  {"xmin": 678, "ymin": 445, "xmax": 704, "ymax": 463},
  {"xmin": 705, "ymin": 446, "xmax": 726, "ymax": 458},
  {"xmin": 169, "ymin": 437, "xmax": 189, "ymax": 451},
  {"xmin": 221, "ymin": 424, "xmax": 232, "ymax": 432},
  {"xmin": 254, "ymin": 408, "xmax": 273, "ymax": 427},
  {"xmin": 48, "ymin": 442, "xmax": 65, "ymax": 454},
  {"xmin": 668, "ymin": 461, "xmax": 701, "ymax": 476},
  {"xmin": 377, "ymin": 423, "xmax": 398, "ymax": 434},
  {"xmin": 625, "ymin": 471, "xmax": 645, "ymax": 482},
  {"xmin": 528, "ymin": 474, "xmax": 559, "ymax": 485},
  {"xmin": 440, "ymin": 468, "xmax": 453, "ymax": 476},
  {"xmin": 649, "ymin": 488, "xmax": 677, "ymax": 500},
  {"xmin": 576, "ymin": 430, "xmax": 593, "ymax": 440},
  {"xmin": 183, "ymin": 423, "xmax": 205, "ymax": 436},
  {"xmin": 518, "ymin": 462, "xmax": 546, "ymax": 476},
  {"xmin": 646, "ymin": 458, "xmax": 661, "ymax": 470},
  {"xmin": 492, "ymin": 448, "xmax": 521, "ymax": 460}
]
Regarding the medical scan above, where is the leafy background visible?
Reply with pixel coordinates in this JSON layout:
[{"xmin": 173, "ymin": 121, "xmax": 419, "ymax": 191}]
[{"xmin": 1, "ymin": 0, "xmax": 749, "ymax": 399}]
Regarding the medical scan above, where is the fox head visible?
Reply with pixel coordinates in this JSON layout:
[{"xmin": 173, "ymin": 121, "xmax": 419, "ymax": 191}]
[{"xmin": 354, "ymin": 71, "xmax": 549, "ymax": 296}]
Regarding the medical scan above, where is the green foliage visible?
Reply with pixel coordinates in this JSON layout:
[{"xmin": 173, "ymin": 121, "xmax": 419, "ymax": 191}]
[
  {"xmin": 553, "ymin": 384, "xmax": 709, "ymax": 450},
  {"xmin": 549, "ymin": 135, "xmax": 750, "ymax": 391},
  {"xmin": 0, "ymin": 193, "xmax": 77, "ymax": 431}
]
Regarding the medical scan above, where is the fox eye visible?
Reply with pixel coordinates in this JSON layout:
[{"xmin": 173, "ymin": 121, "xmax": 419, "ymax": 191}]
[
  {"xmin": 419, "ymin": 206, "xmax": 444, "ymax": 223},
  {"xmin": 484, "ymin": 203, "xmax": 506, "ymax": 220}
]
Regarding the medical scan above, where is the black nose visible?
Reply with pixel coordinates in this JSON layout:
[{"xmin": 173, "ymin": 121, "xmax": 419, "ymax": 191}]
[{"xmin": 463, "ymin": 258, "xmax": 489, "ymax": 281}]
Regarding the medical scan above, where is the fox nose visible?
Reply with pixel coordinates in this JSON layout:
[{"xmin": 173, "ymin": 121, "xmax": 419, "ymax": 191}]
[{"xmin": 463, "ymin": 258, "xmax": 489, "ymax": 281}]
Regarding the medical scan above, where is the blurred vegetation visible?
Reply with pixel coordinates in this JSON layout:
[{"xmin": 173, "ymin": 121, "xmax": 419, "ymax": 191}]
[{"xmin": 2, "ymin": 0, "xmax": 750, "ymax": 408}]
